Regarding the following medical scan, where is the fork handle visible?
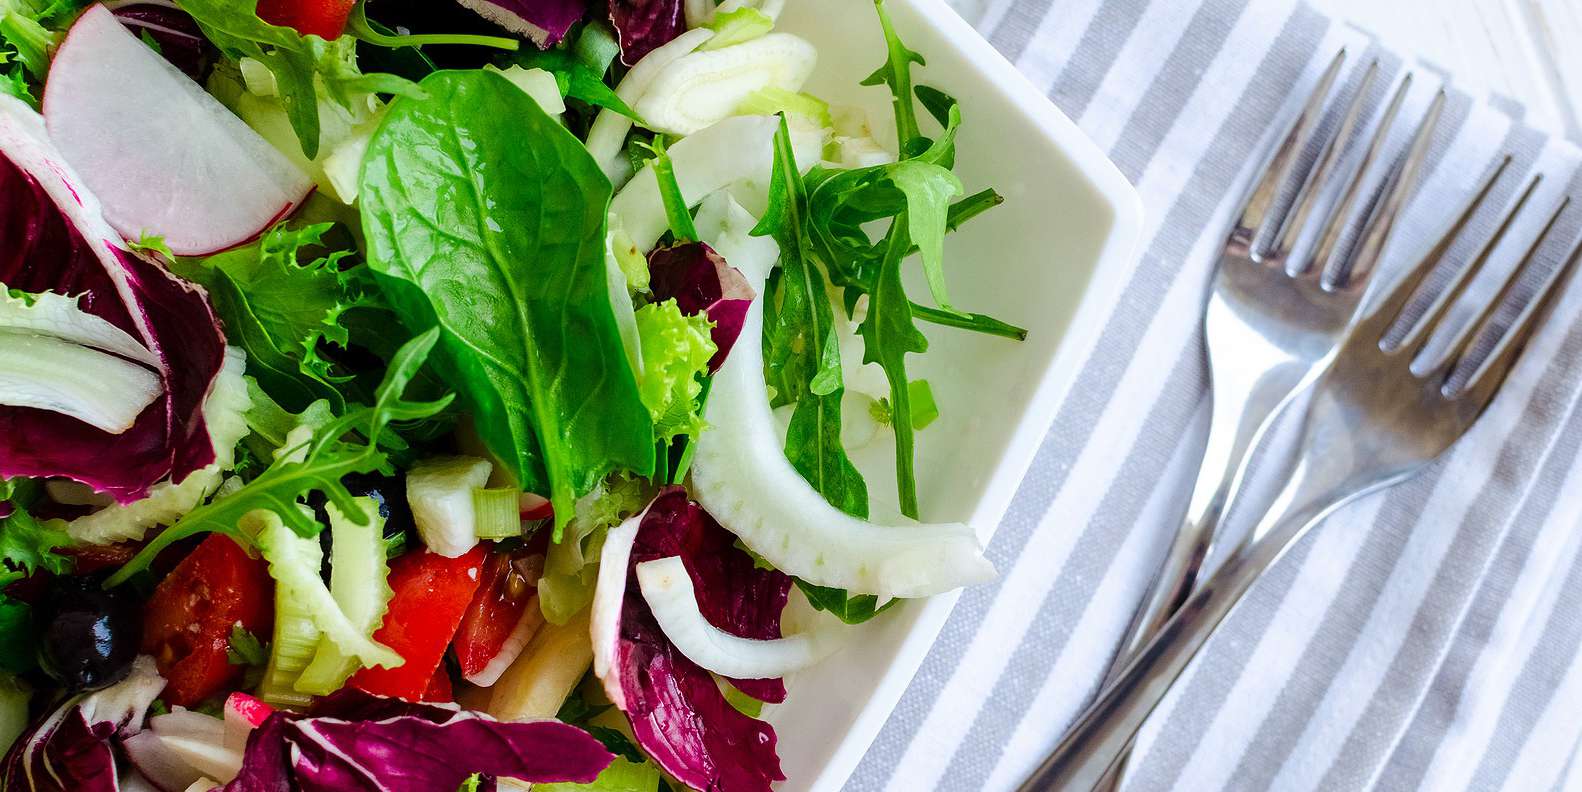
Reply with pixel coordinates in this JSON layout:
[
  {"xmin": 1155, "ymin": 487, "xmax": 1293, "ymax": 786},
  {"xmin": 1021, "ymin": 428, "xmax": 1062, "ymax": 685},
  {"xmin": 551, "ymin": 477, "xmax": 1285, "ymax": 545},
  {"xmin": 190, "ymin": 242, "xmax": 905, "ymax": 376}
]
[{"xmin": 1017, "ymin": 450, "xmax": 1362, "ymax": 792}]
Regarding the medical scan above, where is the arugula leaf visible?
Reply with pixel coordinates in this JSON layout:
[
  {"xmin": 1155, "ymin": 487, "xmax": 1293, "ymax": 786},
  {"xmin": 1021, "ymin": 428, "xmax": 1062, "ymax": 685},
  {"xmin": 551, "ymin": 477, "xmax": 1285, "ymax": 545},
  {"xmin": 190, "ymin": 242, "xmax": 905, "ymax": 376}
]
[
  {"xmin": 648, "ymin": 145, "xmax": 698, "ymax": 243},
  {"xmin": 755, "ymin": 117, "xmax": 870, "ymax": 518},
  {"xmin": 860, "ymin": 220, "xmax": 928, "ymax": 518},
  {"xmin": 344, "ymin": 0, "xmax": 517, "ymax": 51},
  {"xmin": 860, "ymin": 0, "xmax": 925, "ymax": 151},
  {"xmin": 796, "ymin": 579, "xmax": 896, "ymax": 625},
  {"xmin": 106, "ymin": 329, "xmax": 452, "ymax": 586},
  {"xmin": 888, "ymin": 161, "xmax": 962, "ymax": 313},
  {"xmin": 514, "ymin": 46, "xmax": 641, "ymax": 123},
  {"xmin": 360, "ymin": 70, "xmax": 655, "ymax": 539},
  {"xmin": 911, "ymin": 303, "xmax": 1027, "ymax": 340}
]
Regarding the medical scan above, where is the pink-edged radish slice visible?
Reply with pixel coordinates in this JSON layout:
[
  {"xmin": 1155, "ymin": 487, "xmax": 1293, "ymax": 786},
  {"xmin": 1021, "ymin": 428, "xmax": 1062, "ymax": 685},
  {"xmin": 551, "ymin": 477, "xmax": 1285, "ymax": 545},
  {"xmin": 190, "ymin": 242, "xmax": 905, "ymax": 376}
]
[
  {"xmin": 44, "ymin": 5, "xmax": 311, "ymax": 255},
  {"xmin": 221, "ymin": 692, "xmax": 272, "ymax": 752}
]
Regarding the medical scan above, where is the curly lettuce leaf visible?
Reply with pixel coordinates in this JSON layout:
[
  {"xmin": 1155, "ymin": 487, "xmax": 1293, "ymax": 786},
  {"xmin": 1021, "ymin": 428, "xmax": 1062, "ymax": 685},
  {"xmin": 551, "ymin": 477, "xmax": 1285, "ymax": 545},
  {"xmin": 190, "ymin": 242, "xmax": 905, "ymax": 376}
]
[
  {"xmin": 173, "ymin": 222, "xmax": 376, "ymax": 414},
  {"xmin": 634, "ymin": 300, "xmax": 714, "ymax": 444},
  {"xmin": 360, "ymin": 70, "xmax": 655, "ymax": 540}
]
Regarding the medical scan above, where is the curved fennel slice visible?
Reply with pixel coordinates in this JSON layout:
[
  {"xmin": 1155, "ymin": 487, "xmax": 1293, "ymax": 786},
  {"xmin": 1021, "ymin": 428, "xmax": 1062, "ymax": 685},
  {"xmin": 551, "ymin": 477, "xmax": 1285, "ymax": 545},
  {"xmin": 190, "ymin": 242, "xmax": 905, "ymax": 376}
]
[
  {"xmin": 636, "ymin": 556, "xmax": 846, "ymax": 679},
  {"xmin": 689, "ymin": 297, "xmax": 995, "ymax": 600},
  {"xmin": 590, "ymin": 510, "xmax": 644, "ymax": 711}
]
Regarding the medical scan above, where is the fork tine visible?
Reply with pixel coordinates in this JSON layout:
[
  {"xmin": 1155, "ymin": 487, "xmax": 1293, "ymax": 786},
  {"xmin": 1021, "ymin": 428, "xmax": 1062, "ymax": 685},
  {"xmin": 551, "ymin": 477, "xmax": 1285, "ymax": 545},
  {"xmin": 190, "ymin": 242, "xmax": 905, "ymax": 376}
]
[
  {"xmin": 1462, "ymin": 228, "xmax": 1582, "ymax": 406},
  {"xmin": 1359, "ymin": 154, "xmax": 1513, "ymax": 342},
  {"xmin": 1233, "ymin": 50, "xmax": 1347, "ymax": 241},
  {"xmin": 1269, "ymin": 61, "xmax": 1380, "ymax": 263},
  {"xmin": 1303, "ymin": 74, "xmax": 1413, "ymax": 282},
  {"xmin": 1398, "ymin": 174, "xmax": 1544, "ymax": 356},
  {"xmin": 1336, "ymin": 89, "xmax": 1447, "ymax": 289},
  {"xmin": 1431, "ymin": 196, "xmax": 1570, "ymax": 384}
]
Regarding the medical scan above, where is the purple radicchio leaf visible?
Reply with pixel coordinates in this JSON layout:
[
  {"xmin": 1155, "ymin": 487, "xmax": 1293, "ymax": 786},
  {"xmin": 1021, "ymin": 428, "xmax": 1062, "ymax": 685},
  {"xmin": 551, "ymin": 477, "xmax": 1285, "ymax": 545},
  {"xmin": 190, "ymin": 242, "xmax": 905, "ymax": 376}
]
[
  {"xmin": 224, "ymin": 692, "xmax": 613, "ymax": 792},
  {"xmin": 604, "ymin": 487, "xmax": 790, "ymax": 792},
  {"xmin": 307, "ymin": 687, "xmax": 460, "ymax": 724},
  {"xmin": 0, "ymin": 99, "xmax": 226, "ymax": 503},
  {"xmin": 607, "ymin": 0, "xmax": 684, "ymax": 65},
  {"xmin": 1, "ymin": 657, "xmax": 165, "ymax": 792},
  {"xmin": 452, "ymin": 0, "xmax": 585, "ymax": 47},
  {"xmin": 648, "ymin": 242, "xmax": 755, "ymax": 372},
  {"xmin": 111, "ymin": 4, "xmax": 216, "ymax": 82}
]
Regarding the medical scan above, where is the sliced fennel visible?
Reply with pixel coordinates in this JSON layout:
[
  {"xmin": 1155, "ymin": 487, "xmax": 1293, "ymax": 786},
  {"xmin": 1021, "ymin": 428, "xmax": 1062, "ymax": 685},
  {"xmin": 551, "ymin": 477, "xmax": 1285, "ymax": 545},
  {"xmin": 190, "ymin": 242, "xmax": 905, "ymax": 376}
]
[
  {"xmin": 634, "ymin": 33, "xmax": 817, "ymax": 136},
  {"xmin": 255, "ymin": 511, "xmax": 403, "ymax": 670},
  {"xmin": 0, "ymin": 289, "xmax": 158, "ymax": 367},
  {"xmin": 693, "ymin": 191, "xmax": 779, "ymax": 285},
  {"xmin": 611, "ymin": 115, "xmax": 776, "ymax": 252},
  {"xmin": 585, "ymin": 27, "xmax": 716, "ymax": 181},
  {"xmin": 700, "ymin": 6, "xmax": 774, "ymax": 50},
  {"xmin": 483, "ymin": 65, "xmax": 565, "ymax": 115},
  {"xmin": 688, "ymin": 287, "xmax": 995, "ymax": 599},
  {"xmin": 293, "ymin": 498, "xmax": 394, "ymax": 696},
  {"xmin": 66, "ymin": 347, "xmax": 251, "ymax": 545},
  {"xmin": 606, "ymin": 222, "xmax": 645, "ymax": 378},
  {"xmin": 636, "ymin": 556, "xmax": 847, "ymax": 678},
  {"xmin": 0, "ymin": 330, "xmax": 161, "ymax": 433},
  {"xmin": 589, "ymin": 509, "xmax": 643, "ymax": 710},
  {"xmin": 736, "ymin": 86, "xmax": 832, "ymax": 129},
  {"xmin": 406, "ymin": 456, "xmax": 494, "ymax": 558}
]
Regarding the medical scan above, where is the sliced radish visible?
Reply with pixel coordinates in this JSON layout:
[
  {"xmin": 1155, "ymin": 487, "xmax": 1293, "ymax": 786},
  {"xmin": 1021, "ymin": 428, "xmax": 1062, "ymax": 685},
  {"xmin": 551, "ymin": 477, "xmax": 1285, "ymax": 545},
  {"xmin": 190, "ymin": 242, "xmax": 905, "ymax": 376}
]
[
  {"xmin": 123, "ymin": 730, "xmax": 205, "ymax": 792},
  {"xmin": 636, "ymin": 556, "xmax": 847, "ymax": 678},
  {"xmin": 222, "ymin": 692, "xmax": 272, "ymax": 752},
  {"xmin": 43, "ymin": 5, "xmax": 311, "ymax": 255}
]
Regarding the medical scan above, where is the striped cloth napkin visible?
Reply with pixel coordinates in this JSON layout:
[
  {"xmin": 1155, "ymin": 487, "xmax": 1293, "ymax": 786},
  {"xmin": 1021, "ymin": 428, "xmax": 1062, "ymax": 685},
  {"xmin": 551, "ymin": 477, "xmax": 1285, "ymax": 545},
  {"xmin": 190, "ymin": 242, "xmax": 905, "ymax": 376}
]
[{"xmin": 841, "ymin": 1, "xmax": 1582, "ymax": 791}]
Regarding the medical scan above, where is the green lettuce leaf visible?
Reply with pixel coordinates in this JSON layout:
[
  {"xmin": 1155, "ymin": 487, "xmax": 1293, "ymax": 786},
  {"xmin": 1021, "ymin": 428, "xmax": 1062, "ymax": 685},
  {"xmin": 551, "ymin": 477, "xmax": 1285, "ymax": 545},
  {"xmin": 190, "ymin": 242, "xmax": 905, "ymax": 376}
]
[
  {"xmin": 634, "ymin": 300, "xmax": 715, "ymax": 444},
  {"xmin": 360, "ymin": 70, "xmax": 655, "ymax": 539}
]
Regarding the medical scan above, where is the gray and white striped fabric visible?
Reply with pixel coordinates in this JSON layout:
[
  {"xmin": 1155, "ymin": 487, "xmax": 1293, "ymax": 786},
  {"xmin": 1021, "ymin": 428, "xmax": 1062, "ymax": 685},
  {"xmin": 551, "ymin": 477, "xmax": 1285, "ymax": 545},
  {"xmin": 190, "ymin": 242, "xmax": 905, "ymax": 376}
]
[{"xmin": 843, "ymin": 1, "xmax": 1582, "ymax": 790}]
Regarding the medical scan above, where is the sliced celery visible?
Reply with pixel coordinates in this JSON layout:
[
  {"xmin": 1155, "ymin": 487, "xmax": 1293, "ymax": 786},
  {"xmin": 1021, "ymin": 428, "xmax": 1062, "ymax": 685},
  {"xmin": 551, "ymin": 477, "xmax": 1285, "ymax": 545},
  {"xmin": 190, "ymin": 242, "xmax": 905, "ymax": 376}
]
[{"xmin": 293, "ymin": 498, "xmax": 393, "ymax": 695}]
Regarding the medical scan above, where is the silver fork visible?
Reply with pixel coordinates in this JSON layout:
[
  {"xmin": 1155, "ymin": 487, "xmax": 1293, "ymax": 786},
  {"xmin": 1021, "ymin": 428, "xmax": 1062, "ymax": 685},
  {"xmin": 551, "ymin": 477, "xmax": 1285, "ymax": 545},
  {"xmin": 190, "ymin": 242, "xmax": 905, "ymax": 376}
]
[
  {"xmin": 1023, "ymin": 166, "xmax": 1582, "ymax": 791},
  {"xmin": 1036, "ymin": 53, "xmax": 1445, "ymax": 792}
]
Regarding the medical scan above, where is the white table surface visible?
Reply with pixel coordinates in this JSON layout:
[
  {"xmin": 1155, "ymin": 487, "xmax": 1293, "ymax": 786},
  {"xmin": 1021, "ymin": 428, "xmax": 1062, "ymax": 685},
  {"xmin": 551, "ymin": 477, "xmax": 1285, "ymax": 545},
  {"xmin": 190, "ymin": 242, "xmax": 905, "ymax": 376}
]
[
  {"xmin": 1308, "ymin": 0, "xmax": 1582, "ymax": 140},
  {"xmin": 946, "ymin": 0, "xmax": 1582, "ymax": 141}
]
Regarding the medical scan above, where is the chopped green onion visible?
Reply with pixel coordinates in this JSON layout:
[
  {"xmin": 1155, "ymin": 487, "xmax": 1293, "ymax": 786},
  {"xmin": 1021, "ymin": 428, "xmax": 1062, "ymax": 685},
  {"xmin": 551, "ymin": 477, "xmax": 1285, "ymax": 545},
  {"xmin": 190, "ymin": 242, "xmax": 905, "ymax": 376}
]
[{"xmin": 473, "ymin": 487, "xmax": 524, "ymax": 539}]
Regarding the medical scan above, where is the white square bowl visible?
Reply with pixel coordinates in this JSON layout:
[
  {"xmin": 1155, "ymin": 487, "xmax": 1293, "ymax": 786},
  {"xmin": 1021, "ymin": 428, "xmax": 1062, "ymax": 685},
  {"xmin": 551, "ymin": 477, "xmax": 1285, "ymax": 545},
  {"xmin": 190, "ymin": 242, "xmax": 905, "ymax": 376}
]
[{"xmin": 765, "ymin": 1, "xmax": 1144, "ymax": 789}]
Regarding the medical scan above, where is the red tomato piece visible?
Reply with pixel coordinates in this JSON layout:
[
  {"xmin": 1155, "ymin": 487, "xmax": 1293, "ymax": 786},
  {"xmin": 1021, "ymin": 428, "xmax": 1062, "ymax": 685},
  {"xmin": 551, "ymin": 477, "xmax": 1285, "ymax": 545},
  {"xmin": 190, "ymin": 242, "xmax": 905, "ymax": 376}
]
[
  {"xmin": 453, "ymin": 543, "xmax": 543, "ymax": 681},
  {"xmin": 142, "ymin": 535, "xmax": 274, "ymax": 707},
  {"xmin": 350, "ymin": 545, "xmax": 487, "ymax": 701},
  {"xmin": 254, "ymin": 0, "xmax": 357, "ymax": 39},
  {"xmin": 421, "ymin": 666, "xmax": 454, "ymax": 703}
]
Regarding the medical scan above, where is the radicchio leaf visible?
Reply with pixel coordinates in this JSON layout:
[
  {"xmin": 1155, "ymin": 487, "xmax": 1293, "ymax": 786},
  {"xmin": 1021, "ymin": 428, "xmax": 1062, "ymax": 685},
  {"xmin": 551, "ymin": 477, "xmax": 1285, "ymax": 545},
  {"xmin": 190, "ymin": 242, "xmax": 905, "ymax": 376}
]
[
  {"xmin": 224, "ymin": 691, "xmax": 613, "ymax": 792},
  {"xmin": 0, "ymin": 656, "xmax": 165, "ymax": 792},
  {"xmin": 0, "ymin": 96, "xmax": 226, "ymax": 503},
  {"xmin": 453, "ymin": 0, "xmax": 585, "ymax": 47},
  {"xmin": 648, "ymin": 242, "xmax": 755, "ymax": 372},
  {"xmin": 596, "ymin": 487, "xmax": 790, "ymax": 792},
  {"xmin": 607, "ymin": 0, "xmax": 685, "ymax": 65},
  {"xmin": 111, "ymin": 4, "xmax": 215, "ymax": 82}
]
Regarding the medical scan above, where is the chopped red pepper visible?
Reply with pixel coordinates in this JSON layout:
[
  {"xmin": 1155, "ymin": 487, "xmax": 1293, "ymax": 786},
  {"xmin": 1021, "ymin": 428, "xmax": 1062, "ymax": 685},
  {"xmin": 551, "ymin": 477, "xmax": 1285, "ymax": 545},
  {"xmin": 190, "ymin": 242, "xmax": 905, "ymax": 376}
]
[
  {"xmin": 254, "ymin": 0, "xmax": 357, "ymax": 39},
  {"xmin": 142, "ymin": 535, "xmax": 274, "ymax": 707},
  {"xmin": 349, "ymin": 545, "xmax": 487, "ymax": 701}
]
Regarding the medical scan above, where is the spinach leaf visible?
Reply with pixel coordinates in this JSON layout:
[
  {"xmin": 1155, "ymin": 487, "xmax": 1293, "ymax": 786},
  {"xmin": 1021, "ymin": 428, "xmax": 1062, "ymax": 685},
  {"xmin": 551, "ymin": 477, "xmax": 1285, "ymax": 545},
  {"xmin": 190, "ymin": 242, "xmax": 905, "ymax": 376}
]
[
  {"xmin": 753, "ymin": 117, "xmax": 869, "ymax": 518},
  {"xmin": 360, "ymin": 70, "xmax": 655, "ymax": 539}
]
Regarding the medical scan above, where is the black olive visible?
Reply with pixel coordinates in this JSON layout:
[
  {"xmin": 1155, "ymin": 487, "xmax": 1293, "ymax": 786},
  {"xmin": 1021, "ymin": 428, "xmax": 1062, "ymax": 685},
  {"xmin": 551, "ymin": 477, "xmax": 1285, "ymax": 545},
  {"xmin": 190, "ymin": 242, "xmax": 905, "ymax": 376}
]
[{"xmin": 36, "ymin": 576, "xmax": 142, "ymax": 692}]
